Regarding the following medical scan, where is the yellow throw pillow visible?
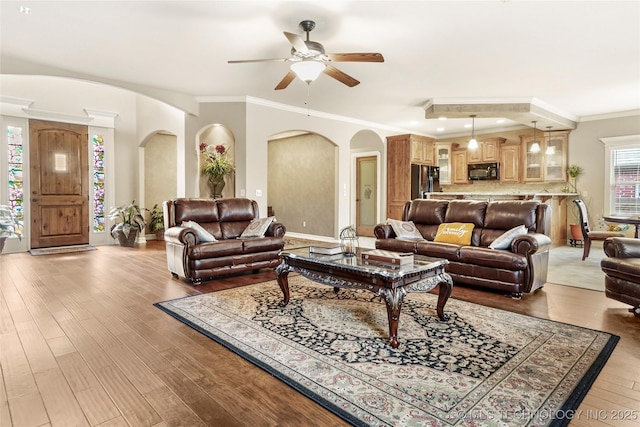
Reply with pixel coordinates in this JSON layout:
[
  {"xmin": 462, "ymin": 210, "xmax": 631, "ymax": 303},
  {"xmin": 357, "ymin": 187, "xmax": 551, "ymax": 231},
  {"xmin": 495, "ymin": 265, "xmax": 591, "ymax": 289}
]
[{"xmin": 434, "ymin": 222, "xmax": 475, "ymax": 245}]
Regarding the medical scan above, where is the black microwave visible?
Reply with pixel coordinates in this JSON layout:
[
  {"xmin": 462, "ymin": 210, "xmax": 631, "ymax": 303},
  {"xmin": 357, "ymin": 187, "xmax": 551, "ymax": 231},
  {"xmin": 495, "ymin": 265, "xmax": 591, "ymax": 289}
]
[{"xmin": 468, "ymin": 162, "xmax": 500, "ymax": 180}]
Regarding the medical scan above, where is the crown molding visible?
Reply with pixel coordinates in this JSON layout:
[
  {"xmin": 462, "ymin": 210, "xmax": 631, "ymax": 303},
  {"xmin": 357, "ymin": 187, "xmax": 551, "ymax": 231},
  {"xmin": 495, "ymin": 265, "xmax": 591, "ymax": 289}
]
[
  {"xmin": 195, "ymin": 95, "xmax": 419, "ymax": 135},
  {"xmin": 84, "ymin": 108, "xmax": 119, "ymax": 128},
  {"xmin": 0, "ymin": 95, "xmax": 34, "ymax": 116},
  {"xmin": 21, "ymin": 108, "xmax": 94, "ymax": 124},
  {"xmin": 580, "ymin": 109, "xmax": 640, "ymax": 122}
]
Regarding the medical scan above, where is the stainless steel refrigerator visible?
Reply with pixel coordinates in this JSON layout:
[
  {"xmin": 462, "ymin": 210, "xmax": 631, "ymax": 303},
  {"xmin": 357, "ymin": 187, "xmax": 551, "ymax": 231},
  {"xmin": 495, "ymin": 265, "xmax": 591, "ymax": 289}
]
[{"xmin": 411, "ymin": 164, "xmax": 440, "ymax": 199}]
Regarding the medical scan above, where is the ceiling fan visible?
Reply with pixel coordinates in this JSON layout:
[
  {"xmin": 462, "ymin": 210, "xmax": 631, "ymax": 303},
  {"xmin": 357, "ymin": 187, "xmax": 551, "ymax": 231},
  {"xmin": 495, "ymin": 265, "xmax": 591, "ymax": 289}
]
[{"xmin": 228, "ymin": 20, "xmax": 384, "ymax": 90}]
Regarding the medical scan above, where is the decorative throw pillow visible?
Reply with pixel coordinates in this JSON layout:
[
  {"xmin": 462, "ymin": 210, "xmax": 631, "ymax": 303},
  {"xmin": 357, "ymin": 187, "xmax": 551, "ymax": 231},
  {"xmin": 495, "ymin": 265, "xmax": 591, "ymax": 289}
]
[
  {"xmin": 182, "ymin": 220, "xmax": 217, "ymax": 242},
  {"xmin": 489, "ymin": 224, "xmax": 528, "ymax": 250},
  {"xmin": 387, "ymin": 218, "xmax": 425, "ymax": 241},
  {"xmin": 240, "ymin": 216, "xmax": 276, "ymax": 238},
  {"xmin": 434, "ymin": 222, "xmax": 475, "ymax": 245}
]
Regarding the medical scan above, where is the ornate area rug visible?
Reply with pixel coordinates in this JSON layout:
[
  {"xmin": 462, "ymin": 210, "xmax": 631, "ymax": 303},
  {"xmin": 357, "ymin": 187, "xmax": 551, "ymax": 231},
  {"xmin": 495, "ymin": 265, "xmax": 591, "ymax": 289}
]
[{"xmin": 155, "ymin": 276, "xmax": 618, "ymax": 427}]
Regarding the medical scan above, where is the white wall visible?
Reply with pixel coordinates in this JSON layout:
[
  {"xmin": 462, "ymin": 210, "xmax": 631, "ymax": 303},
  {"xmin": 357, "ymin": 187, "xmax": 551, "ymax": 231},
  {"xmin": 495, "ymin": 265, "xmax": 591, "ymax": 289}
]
[
  {"xmin": 568, "ymin": 114, "xmax": 640, "ymax": 226},
  {"xmin": 5, "ymin": 75, "xmax": 636, "ymax": 244}
]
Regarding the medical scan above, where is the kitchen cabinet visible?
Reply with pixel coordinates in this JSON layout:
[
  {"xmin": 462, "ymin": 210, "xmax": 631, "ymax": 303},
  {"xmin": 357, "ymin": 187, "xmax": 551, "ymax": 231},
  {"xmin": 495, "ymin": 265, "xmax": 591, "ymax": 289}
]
[
  {"xmin": 521, "ymin": 130, "xmax": 568, "ymax": 182},
  {"xmin": 500, "ymin": 143, "xmax": 521, "ymax": 183},
  {"xmin": 452, "ymin": 149, "xmax": 469, "ymax": 184},
  {"xmin": 467, "ymin": 137, "xmax": 503, "ymax": 164},
  {"xmin": 435, "ymin": 143, "xmax": 452, "ymax": 185},
  {"xmin": 409, "ymin": 135, "xmax": 435, "ymax": 165},
  {"xmin": 386, "ymin": 134, "xmax": 435, "ymax": 219}
]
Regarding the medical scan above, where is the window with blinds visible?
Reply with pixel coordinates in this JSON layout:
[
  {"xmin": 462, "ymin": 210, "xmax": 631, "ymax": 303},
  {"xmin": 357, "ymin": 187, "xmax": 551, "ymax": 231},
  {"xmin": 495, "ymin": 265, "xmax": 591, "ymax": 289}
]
[{"xmin": 612, "ymin": 148, "xmax": 640, "ymax": 214}]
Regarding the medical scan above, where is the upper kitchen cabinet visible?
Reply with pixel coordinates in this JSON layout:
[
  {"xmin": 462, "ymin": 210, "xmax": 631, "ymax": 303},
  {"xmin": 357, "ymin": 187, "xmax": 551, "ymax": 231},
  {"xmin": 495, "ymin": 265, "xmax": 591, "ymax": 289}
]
[
  {"xmin": 452, "ymin": 148, "xmax": 469, "ymax": 184},
  {"xmin": 409, "ymin": 134, "xmax": 435, "ymax": 165},
  {"xmin": 500, "ymin": 143, "xmax": 521, "ymax": 183},
  {"xmin": 520, "ymin": 130, "xmax": 568, "ymax": 182},
  {"xmin": 435, "ymin": 143, "xmax": 452, "ymax": 185},
  {"xmin": 467, "ymin": 137, "xmax": 503, "ymax": 164}
]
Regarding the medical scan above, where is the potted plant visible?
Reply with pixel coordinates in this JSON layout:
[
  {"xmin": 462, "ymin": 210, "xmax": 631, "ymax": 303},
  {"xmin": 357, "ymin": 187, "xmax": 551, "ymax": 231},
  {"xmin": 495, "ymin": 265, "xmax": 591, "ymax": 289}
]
[
  {"xmin": 200, "ymin": 143, "xmax": 235, "ymax": 198},
  {"xmin": 109, "ymin": 200, "xmax": 147, "ymax": 247},
  {"xmin": 148, "ymin": 203, "xmax": 165, "ymax": 241},
  {"xmin": 566, "ymin": 164, "xmax": 585, "ymax": 244},
  {"xmin": 0, "ymin": 205, "xmax": 22, "ymax": 253}
]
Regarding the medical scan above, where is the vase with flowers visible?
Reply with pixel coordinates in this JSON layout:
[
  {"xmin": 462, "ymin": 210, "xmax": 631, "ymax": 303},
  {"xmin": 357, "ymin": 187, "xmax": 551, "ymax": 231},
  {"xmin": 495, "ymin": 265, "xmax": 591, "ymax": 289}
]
[{"xmin": 200, "ymin": 143, "xmax": 235, "ymax": 198}]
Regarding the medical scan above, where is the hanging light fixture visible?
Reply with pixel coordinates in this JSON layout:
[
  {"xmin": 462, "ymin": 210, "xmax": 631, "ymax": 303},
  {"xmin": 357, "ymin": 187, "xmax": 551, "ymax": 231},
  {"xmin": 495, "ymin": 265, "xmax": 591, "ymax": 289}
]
[
  {"xmin": 290, "ymin": 60, "xmax": 326, "ymax": 84},
  {"xmin": 530, "ymin": 121, "xmax": 540, "ymax": 153},
  {"xmin": 468, "ymin": 115, "xmax": 478, "ymax": 150},
  {"xmin": 545, "ymin": 126, "xmax": 555, "ymax": 155}
]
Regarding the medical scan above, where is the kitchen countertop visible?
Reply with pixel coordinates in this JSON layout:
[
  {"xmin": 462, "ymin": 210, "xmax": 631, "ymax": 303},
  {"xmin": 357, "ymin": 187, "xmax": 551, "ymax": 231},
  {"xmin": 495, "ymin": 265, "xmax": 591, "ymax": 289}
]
[{"xmin": 424, "ymin": 192, "xmax": 578, "ymax": 198}]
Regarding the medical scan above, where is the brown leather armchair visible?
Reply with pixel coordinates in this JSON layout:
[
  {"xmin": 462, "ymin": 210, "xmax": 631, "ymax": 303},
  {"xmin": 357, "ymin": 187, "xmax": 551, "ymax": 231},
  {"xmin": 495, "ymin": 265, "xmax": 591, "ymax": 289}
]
[
  {"xmin": 601, "ymin": 237, "xmax": 640, "ymax": 317},
  {"xmin": 163, "ymin": 198, "xmax": 286, "ymax": 284}
]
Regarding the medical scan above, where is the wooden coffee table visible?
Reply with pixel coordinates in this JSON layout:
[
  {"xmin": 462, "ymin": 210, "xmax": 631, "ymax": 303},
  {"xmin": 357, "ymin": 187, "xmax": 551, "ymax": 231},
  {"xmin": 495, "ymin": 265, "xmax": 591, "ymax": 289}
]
[{"xmin": 275, "ymin": 247, "xmax": 453, "ymax": 348}]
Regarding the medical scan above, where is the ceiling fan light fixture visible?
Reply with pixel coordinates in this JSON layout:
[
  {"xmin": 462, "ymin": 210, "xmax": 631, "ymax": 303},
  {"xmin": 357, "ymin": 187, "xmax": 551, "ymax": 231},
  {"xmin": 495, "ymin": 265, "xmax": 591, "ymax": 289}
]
[{"xmin": 291, "ymin": 60, "xmax": 326, "ymax": 83}]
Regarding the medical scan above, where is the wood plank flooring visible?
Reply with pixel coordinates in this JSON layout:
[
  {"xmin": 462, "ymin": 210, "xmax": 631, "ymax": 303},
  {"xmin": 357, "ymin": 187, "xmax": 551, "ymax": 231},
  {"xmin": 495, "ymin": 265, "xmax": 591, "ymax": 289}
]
[{"xmin": 1, "ymin": 241, "xmax": 639, "ymax": 426}]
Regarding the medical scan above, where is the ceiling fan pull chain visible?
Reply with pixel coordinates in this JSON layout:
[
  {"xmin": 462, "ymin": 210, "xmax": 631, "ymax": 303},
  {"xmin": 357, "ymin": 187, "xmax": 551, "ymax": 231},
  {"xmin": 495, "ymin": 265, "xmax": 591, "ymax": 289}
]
[{"xmin": 306, "ymin": 83, "xmax": 311, "ymax": 116}]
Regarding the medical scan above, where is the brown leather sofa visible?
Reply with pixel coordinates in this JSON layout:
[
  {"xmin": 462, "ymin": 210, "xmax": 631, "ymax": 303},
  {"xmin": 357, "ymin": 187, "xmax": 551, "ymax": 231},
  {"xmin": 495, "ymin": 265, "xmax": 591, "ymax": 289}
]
[
  {"xmin": 163, "ymin": 198, "xmax": 286, "ymax": 284},
  {"xmin": 601, "ymin": 237, "xmax": 640, "ymax": 317},
  {"xmin": 374, "ymin": 199, "xmax": 552, "ymax": 298}
]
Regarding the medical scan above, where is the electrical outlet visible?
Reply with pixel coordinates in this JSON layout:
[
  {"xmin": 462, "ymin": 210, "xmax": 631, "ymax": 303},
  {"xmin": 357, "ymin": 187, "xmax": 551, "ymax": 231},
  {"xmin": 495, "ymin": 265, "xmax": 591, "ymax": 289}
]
[
  {"xmin": 240, "ymin": 189, "xmax": 246, "ymax": 197},
  {"xmin": 303, "ymin": 221, "xmax": 306, "ymax": 227}
]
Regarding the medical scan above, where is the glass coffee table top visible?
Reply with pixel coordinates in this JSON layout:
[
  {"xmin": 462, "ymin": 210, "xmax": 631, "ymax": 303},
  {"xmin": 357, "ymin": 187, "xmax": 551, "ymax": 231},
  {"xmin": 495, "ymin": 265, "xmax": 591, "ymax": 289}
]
[{"xmin": 281, "ymin": 247, "xmax": 447, "ymax": 278}]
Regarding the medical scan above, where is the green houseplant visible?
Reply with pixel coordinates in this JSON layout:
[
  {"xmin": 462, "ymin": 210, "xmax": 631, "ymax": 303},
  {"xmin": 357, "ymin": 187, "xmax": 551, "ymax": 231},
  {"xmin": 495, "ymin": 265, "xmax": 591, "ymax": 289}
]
[
  {"xmin": 200, "ymin": 143, "xmax": 234, "ymax": 198},
  {"xmin": 109, "ymin": 200, "xmax": 147, "ymax": 247},
  {"xmin": 0, "ymin": 204, "xmax": 22, "ymax": 253},
  {"xmin": 566, "ymin": 164, "xmax": 585, "ymax": 244},
  {"xmin": 148, "ymin": 203, "xmax": 165, "ymax": 240}
]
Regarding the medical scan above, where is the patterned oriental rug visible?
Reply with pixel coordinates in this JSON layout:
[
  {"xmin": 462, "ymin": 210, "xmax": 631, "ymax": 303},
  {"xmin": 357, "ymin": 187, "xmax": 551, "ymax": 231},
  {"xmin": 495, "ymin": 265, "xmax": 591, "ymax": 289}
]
[{"xmin": 155, "ymin": 276, "xmax": 619, "ymax": 427}]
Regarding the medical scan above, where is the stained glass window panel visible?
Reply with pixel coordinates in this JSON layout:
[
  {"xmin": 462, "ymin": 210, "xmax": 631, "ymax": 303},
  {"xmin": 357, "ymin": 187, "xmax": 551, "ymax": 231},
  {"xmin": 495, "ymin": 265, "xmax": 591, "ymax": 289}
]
[
  {"xmin": 7, "ymin": 126, "xmax": 24, "ymax": 234},
  {"xmin": 93, "ymin": 135, "xmax": 106, "ymax": 232}
]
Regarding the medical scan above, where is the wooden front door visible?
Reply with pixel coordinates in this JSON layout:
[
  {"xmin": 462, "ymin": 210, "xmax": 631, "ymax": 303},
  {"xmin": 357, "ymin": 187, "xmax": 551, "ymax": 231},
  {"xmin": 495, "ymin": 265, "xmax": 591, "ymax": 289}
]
[
  {"xmin": 29, "ymin": 119, "xmax": 89, "ymax": 248},
  {"xmin": 356, "ymin": 156, "xmax": 377, "ymax": 237}
]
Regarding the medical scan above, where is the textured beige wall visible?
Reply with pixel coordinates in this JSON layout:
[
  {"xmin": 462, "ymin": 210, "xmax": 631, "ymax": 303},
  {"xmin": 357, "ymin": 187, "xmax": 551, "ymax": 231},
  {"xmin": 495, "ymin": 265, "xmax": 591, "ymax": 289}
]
[
  {"xmin": 144, "ymin": 133, "xmax": 177, "ymax": 230},
  {"xmin": 268, "ymin": 133, "xmax": 336, "ymax": 236}
]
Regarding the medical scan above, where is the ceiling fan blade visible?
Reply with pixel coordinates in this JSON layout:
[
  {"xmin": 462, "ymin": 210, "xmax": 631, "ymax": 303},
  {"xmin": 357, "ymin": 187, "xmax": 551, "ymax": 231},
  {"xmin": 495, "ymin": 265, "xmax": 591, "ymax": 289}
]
[
  {"xmin": 275, "ymin": 70, "xmax": 297, "ymax": 90},
  {"xmin": 323, "ymin": 65, "xmax": 360, "ymax": 87},
  {"xmin": 284, "ymin": 31, "xmax": 309, "ymax": 54},
  {"xmin": 228, "ymin": 58, "xmax": 288, "ymax": 64},
  {"xmin": 326, "ymin": 53, "xmax": 384, "ymax": 62}
]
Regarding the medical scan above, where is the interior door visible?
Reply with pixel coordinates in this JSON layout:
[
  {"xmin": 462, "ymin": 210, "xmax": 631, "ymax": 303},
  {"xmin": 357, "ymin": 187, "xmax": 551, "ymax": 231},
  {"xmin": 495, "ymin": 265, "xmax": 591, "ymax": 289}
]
[
  {"xmin": 356, "ymin": 156, "xmax": 377, "ymax": 237},
  {"xmin": 29, "ymin": 119, "xmax": 89, "ymax": 248}
]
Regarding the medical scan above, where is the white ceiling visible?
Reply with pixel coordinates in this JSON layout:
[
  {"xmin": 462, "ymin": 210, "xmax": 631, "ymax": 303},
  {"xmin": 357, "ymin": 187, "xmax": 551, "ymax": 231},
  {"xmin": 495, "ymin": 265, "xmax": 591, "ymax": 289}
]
[{"xmin": 1, "ymin": 1, "xmax": 639, "ymax": 137}]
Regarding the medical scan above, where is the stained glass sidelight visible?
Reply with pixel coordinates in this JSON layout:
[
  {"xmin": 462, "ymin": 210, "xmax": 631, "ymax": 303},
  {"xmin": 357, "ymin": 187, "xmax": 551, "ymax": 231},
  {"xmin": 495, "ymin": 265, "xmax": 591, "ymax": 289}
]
[
  {"xmin": 92, "ymin": 135, "xmax": 106, "ymax": 232},
  {"xmin": 7, "ymin": 126, "xmax": 24, "ymax": 233}
]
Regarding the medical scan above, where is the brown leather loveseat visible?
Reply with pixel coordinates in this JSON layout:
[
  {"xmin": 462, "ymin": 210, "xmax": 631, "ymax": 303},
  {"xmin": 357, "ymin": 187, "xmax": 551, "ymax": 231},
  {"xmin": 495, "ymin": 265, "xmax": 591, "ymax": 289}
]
[
  {"xmin": 601, "ymin": 237, "xmax": 640, "ymax": 317},
  {"xmin": 374, "ymin": 199, "xmax": 552, "ymax": 298},
  {"xmin": 163, "ymin": 198, "xmax": 286, "ymax": 284}
]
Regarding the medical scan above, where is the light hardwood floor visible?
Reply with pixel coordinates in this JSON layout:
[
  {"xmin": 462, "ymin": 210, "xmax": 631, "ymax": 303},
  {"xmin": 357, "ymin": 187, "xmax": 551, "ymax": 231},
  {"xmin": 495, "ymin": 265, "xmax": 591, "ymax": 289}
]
[{"xmin": 1, "ymin": 241, "xmax": 639, "ymax": 427}]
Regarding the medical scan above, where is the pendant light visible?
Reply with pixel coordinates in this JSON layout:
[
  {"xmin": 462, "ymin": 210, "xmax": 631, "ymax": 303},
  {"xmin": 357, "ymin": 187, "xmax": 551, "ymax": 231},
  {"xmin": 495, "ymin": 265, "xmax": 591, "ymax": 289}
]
[
  {"xmin": 545, "ymin": 126, "xmax": 555, "ymax": 155},
  {"xmin": 468, "ymin": 115, "xmax": 478, "ymax": 150},
  {"xmin": 530, "ymin": 121, "xmax": 540, "ymax": 153}
]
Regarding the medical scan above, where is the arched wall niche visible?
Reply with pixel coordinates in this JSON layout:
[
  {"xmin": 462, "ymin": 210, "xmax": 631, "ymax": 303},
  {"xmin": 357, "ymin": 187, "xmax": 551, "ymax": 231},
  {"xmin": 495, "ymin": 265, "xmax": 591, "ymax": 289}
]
[
  {"xmin": 196, "ymin": 124, "xmax": 236, "ymax": 198},
  {"xmin": 267, "ymin": 130, "xmax": 337, "ymax": 237},
  {"xmin": 140, "ymin": 130, "xmax": 177, "ymax": 236}
]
